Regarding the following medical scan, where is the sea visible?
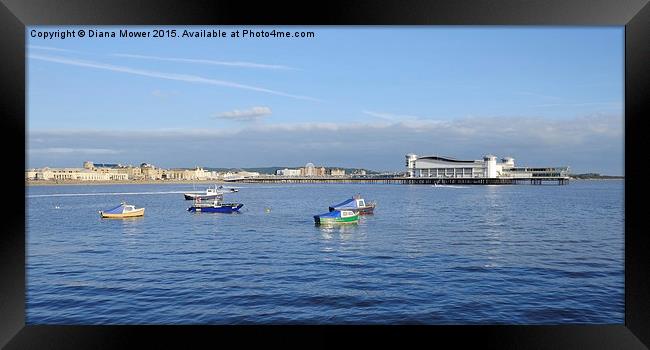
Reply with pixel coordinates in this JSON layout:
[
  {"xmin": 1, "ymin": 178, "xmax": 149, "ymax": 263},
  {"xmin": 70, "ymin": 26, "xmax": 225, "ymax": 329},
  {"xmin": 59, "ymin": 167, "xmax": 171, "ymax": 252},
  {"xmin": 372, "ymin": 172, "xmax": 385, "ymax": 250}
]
[{"xmin": 25, "ymin": 180, "xmax": 624, "ymax": 324}]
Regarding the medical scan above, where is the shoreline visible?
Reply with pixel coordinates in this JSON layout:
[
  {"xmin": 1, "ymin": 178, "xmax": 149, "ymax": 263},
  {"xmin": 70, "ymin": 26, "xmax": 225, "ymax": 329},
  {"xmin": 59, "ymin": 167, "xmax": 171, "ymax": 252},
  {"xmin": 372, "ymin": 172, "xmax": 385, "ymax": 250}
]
[
  {"xmin": 26, "ymin": 177, "xmax": 623, "ymax": 186},
  {"xmin": 26, "ymin": 180, "xmax": 229, "ymax": 186}
]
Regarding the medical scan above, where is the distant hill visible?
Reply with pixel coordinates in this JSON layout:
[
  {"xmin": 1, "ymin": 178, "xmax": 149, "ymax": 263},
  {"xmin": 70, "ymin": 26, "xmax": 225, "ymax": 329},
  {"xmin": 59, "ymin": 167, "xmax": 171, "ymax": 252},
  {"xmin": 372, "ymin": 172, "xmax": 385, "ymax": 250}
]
[
  {"xmin": 204, "ymin": 166, "xmax": 381, "ymax": 175},
  {"xmin": 569, "ymin": 173, "xmax": 624, "ymax": 179}
]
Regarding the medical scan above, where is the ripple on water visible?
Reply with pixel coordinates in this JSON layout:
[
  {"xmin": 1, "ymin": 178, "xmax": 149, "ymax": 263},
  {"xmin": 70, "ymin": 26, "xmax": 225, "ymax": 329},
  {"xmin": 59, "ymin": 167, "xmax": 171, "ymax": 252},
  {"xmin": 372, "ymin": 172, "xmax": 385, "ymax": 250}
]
[{"xmin": 26, "ymin": 182, "xmax": 624, "ymax": 324}]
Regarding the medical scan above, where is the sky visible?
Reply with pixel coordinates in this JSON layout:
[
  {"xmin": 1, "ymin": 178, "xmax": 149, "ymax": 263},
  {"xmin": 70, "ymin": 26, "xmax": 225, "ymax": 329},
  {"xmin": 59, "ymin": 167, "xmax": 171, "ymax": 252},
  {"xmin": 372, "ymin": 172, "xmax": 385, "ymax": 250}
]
[{"xmin": 27, "ymin": 26, "xmax": 624, "ymax": 174}]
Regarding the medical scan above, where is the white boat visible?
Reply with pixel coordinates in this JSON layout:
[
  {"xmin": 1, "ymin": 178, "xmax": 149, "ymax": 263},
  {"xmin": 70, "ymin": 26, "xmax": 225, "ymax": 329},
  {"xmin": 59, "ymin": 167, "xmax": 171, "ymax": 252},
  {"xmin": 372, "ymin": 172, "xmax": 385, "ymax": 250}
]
[
  {"xmin": 328, "ymin": 194, "xmax": 376, "ymax": 214},
  {"xmin": 184, "ymin": 185, "xmax": 227, "ymax": 200},
  {"xmin": 99, "ymin": 202, "xmax": 145, "ymax": 218}
]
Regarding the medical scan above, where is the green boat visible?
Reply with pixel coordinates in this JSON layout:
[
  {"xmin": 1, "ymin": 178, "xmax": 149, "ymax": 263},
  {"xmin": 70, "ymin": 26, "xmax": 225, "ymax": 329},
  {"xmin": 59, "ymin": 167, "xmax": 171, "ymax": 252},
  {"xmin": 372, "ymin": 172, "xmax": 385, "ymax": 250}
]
[{"xmin": 313, "ymin": 209, "xmax": 359, "ymax": 225}]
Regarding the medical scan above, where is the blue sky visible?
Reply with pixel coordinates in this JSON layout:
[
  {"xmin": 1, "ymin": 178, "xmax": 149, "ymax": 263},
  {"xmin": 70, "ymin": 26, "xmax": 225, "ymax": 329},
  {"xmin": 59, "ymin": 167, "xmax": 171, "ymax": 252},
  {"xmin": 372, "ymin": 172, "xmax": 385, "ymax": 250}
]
[{"xmin": 27, "ymin": 26, "xmax": 624, "ymax": 174}]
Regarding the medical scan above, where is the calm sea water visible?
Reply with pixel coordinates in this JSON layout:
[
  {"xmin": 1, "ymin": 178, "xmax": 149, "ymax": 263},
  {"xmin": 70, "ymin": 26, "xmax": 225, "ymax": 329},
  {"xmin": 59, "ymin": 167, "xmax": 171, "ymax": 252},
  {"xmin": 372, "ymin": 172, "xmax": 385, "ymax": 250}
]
[{"xmin": 26, "ymin": 180, "xmax": 624, "ymax": 324}]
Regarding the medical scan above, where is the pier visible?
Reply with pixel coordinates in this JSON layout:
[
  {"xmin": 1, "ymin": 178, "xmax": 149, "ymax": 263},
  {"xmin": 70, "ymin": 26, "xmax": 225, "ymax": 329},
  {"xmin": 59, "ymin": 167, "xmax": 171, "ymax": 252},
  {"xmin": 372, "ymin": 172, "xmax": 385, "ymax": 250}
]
[{"xmin": 225, "ymin": 176, "xmax": 570, "ymax": 185}]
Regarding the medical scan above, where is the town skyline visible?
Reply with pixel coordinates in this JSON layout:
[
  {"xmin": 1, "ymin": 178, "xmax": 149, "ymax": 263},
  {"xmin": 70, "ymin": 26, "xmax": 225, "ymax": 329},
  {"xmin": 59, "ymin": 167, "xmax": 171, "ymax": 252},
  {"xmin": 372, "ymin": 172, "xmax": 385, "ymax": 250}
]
[
  {"xmin": 25, "ymin": 158, "xmax": 623, "ymax": 177},
  {"xmin": 28, "ymin": 26, "xmax": 623, "ymax": 174}
]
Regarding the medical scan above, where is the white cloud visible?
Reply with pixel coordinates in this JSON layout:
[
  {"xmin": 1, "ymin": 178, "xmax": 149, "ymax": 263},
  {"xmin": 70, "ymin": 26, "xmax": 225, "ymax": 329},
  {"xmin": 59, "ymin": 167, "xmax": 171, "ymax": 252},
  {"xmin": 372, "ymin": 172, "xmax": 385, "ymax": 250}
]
[
  {"xmin": 362, "ymin": 111, "xmax": 448, "ymax": 131},
  {"xmin": 114, "ymin": 53, "xmax": 295, "ymax": 70},
  {"xmin": 215, "ymin": 107, "xmax": 272, "ymax": 121},
  {"xmin": 363, "ymin": 110, "xmax": 425, "ymax": 121},
  {"xmin": 26, "ymin": 113, "xmax": 623, "ymax": 174},
  {"xmin": 28, "ymin": 54, "xmax": 319, "ymax": 101},
  {"xmin": 29, "ymin": 148, "xmax": 122, "ymax": 155},
  {"xmin": 29, "ymin": 113, "xmax": 622, "ymax": 142}
]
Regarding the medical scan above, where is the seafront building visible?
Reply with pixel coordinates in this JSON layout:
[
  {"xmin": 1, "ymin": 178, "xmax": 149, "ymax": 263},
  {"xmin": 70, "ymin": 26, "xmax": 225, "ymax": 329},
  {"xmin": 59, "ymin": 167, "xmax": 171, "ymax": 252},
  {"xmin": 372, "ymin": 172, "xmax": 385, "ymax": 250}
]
[
  {"xmin": 140, "ymin": 163, "xmax": 164, "ymax": 180},
  {"xmin": 276, "ymin": 168, "xmax": 302, "ymax": 176},
  {"xmin": 274, "ymin": 163, "xmax": 329, "ymax": 177},
  {"xmin": 164, "ymin": 167, "xmax": 211, "ymax": 180},
  {"xmin": 26, "ymin": 161, "xmax": 227, "ymax": 182},
  {"xmin": 327, "ymin": 168, "xmax": 346, "ymax": 176},
  {"xmin": 405, "ymin": 154, "xmax": 569, "ymax": 179},
  {"xmin": 301, "ymin": 163, "xmax": 326, "ymax": 177},
  {"xmin": 25, "ymin": 167, "xmax": 126, "ymax": 181}
]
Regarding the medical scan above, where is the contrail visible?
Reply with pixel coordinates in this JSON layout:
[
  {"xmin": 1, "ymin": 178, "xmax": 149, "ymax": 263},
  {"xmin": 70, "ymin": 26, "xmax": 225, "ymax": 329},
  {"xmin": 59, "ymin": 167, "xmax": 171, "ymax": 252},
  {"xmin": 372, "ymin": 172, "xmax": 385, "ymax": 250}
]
[
  {"xmin": 29, "ymin": 54, "xmax": 319, "ymax": 101},
  {"xmin": 114, "ymin": 53, "xmax": 295, "ymax": 70}
]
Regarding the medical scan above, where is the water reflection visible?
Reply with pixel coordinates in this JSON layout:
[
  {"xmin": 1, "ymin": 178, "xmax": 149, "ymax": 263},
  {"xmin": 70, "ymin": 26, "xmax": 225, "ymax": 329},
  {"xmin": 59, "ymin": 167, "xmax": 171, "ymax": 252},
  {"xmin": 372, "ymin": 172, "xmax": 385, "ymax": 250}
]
[
  {"xmin": 118, "ymin": 217, "xmax": 144, "ymax": 235},
  {"xmin": 482, "ymin": 186, "xmax": 508, "ymax": 267},
  {"xmin": 317, "ymin": 223, "xmax": 359, "ymax": 236}
]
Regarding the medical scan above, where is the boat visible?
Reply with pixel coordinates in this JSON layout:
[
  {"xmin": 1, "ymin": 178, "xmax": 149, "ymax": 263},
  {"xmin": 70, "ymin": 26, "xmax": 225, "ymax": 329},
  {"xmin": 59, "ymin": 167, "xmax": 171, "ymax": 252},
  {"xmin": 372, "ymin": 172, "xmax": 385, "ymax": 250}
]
[
  {"xmin": 187, "ymin": 197, "xmax": 243, "ymax": 213},
  {"xmin": 99, "ymin": 202, "xmax": 145, "ymax": 218},
  {"xmin": 313, "ymin": 209, "xmax": 359, "ymax": 225},
  {"xmin": 184, "ymin": 185, "xmax": 227, "ymax": 200},
  {"xmin": 328, "ymin": 194, "xmax": 376, "ymax": 214}
]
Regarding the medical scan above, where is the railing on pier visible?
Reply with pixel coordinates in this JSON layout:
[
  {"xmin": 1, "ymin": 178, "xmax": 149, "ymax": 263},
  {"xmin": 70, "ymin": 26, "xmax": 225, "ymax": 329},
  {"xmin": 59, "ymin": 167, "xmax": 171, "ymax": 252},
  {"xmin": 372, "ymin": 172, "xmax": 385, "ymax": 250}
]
[{"xmin": 225, "ymin": 176, "xmax": 570, "ymax": 185}]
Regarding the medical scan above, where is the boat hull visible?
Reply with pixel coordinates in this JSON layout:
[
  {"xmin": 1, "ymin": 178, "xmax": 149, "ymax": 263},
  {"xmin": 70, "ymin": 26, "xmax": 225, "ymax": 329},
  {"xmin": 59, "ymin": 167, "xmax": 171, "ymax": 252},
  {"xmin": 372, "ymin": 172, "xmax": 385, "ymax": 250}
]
[
  {"xmin": 184, "ymin": 193, "xmax": 222, "ymax": 201},
  {"xmin": 357, "ymin": 205, "xmax": 375, "ymax": 214},
  {"xmin": 100, "ymin": 208, "xmax": 145, "ymax": 219},
  {"xmin": 313, "ymin": 214, "xmax": 359, "ymax": 225},
  {"xmin": 188, "ymin": 203, "xmax": 243, "ymax": 213}
]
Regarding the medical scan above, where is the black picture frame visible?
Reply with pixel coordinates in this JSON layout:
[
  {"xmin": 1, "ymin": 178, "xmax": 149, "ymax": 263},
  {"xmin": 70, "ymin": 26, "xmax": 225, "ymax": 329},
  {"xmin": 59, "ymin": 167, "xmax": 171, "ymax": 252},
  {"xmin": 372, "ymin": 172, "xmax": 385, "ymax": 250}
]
[{"xmin": 2, "ymin": 0, "xmax": 648, "ymax": 348}]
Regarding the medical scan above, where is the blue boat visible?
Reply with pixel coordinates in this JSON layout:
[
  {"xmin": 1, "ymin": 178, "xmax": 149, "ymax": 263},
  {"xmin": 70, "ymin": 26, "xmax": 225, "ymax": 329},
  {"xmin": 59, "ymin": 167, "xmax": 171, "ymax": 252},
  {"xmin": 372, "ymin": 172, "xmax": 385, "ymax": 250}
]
[
  {"xmin": 329, "ymin": 194, "xmax": 376, "ymax": 214},
  {"xmin": 187, "ymin": 201, "xmax": 243, "ymax": 213}
]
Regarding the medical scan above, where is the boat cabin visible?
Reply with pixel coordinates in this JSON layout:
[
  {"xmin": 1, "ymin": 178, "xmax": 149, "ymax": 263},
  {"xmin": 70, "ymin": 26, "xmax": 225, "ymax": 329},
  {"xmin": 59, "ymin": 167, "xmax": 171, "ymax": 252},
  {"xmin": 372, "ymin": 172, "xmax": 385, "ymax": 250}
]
[
  {"xmin": 122, "ymin": 204, "xmax": 138, "ymax": 212},
  {"xmin": 206, "ymin": 187, "xmax": 220, "ymax": 195}
]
